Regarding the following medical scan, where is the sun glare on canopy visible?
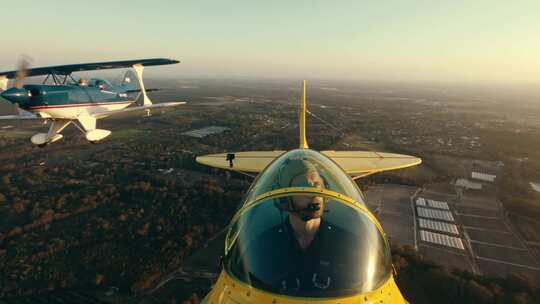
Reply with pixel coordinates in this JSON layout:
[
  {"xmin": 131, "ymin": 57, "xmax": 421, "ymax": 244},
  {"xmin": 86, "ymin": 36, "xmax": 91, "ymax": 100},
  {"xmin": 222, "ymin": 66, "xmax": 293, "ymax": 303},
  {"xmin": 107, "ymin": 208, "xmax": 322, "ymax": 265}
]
[{"xmin": 244, "ymin": 149, "xmax": 366, "ymax": 205}]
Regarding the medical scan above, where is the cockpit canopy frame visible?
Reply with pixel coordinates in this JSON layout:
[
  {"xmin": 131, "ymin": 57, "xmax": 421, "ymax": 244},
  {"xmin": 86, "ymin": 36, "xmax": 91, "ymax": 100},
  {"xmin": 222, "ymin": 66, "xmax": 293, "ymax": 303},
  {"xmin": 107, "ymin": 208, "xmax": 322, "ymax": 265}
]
[
  {"xmin": 224, "ymin": 190, "xmax": 393, "ymax": 298},
  {"xmin": 243, "ymin": 149, "xmax": 367, "ymax": 206},
  {"xmin": 226, "ymin": 187, "xmax": 385, "ymax": 255}
]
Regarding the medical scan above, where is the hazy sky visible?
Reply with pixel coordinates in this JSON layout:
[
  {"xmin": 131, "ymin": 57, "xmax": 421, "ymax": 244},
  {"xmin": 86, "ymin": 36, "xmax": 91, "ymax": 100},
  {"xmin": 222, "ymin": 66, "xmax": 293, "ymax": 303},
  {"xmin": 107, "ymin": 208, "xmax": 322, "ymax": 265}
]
[{"xmin": 1, "ymin": 1, "xmax": 539, "ymax": 83}]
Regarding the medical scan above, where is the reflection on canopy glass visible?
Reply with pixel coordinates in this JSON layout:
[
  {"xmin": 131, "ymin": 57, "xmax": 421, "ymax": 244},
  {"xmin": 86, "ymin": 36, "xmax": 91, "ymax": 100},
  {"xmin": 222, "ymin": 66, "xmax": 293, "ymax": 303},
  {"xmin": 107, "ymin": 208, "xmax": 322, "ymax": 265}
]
[
  {"xmin": 225, "ymin": 195, "xmax": 391, "ymax": 298},
  {"xmin": 244, "ymin": 149, "xmax": 365, "ymax": 204}
]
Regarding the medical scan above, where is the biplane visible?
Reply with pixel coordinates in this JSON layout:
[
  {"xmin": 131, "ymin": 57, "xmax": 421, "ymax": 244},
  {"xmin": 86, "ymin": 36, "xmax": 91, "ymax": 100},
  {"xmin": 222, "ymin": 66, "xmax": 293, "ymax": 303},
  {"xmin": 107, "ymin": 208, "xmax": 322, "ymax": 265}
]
[
  {"xmin": 0, "ymin": 58, "xmax": 184, "ymax": 146},
  {"xmin": 196, "ymin": 81, "xmax": 421, "ymax": 303}
]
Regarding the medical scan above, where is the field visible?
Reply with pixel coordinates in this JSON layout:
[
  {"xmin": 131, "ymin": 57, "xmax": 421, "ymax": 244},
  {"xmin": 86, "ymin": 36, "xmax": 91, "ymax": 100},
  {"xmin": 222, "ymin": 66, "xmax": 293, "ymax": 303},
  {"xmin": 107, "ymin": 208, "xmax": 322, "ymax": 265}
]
[
  {"xmin": 1, "ymin": 78, "xmax": 540, "ymax": 301},
  {"xmin": 365, "ymin": 184, "xmax": 417, "ymax": 248}
]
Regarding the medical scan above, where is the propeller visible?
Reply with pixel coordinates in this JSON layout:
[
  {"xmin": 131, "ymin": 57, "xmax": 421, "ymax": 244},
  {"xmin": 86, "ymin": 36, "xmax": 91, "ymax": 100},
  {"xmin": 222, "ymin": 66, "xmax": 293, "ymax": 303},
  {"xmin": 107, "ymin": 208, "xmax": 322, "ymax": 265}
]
[
  {"xmin": 0, "ymin": 56, "xmax": 34, "ymax": 125},
  {"xmin": 14, "ymin": 55, "xmax": 32, "ymax": 89}
]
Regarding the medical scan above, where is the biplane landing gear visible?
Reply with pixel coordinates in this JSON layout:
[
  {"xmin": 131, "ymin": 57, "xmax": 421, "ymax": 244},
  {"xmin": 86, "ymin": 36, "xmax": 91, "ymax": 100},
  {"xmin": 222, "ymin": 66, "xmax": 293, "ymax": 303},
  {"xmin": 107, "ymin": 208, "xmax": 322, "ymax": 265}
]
[
  {"xmin": 84, "ymin": 129, "xmax": 111, "ymax": 143},
  {"xmin": 31, "ymin": 132, "xmax": 64, "ymax": 147}
]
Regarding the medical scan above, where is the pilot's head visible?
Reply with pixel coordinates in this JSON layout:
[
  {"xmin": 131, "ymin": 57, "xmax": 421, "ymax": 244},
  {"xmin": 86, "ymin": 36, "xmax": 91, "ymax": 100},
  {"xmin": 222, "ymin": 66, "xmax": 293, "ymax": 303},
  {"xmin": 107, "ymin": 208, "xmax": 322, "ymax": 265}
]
[
  {"xmin": 78, "ymin": 78, "xmax": 88, "ymax": 86},
  {"xmin": 277, "ymin": 158, "xmax": 325, "ymax": 221}
]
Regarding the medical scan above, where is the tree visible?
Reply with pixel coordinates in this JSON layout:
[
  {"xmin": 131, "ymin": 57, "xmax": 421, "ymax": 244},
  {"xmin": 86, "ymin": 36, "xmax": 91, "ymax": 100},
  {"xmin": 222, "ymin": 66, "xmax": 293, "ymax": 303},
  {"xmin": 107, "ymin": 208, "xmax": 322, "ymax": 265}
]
[
  {"xmin": 467, "ymin": 280, "xmax": 493, "ymax": 304},
  {"xmin": 95, "ymin": 274, "xmax": 104, "ymax": 286},
  {"xmin": 505, "ymin": 273, "xmax": 534, "ymax": 293},
  {"xmin": 393, "ymin": 254, "xmax": 408, "ymax": 272},
  {"xmin": 511, "ymin": 292, "xmax": 532, "ymax": 304},
  {"xmin": 12, "ymin": 200, "xmax": 25, "ymax": 214}
]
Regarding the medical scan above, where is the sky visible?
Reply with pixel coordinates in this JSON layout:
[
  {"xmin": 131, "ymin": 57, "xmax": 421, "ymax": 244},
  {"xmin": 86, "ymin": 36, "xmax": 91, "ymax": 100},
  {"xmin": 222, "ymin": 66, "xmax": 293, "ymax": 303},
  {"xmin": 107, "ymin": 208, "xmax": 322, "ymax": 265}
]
[{"xmin": 1, "ymin": 1, "xmax": 539, "ymax": 84}]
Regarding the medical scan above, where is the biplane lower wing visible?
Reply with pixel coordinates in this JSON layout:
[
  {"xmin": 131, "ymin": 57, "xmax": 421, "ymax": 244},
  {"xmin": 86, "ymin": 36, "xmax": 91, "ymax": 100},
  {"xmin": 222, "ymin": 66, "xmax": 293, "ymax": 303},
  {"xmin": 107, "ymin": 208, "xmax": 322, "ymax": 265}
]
[
  {"xmin": 93, "ymin": 101, "xmax": 185, "ymax": 118},
  {"xmin": 0, "ymin": 108, "xmax": 43, "ymax": 120},
  {"xmin": 196, "ymin": 150, "xmax": 421, "ymax": 177},
  {"xmin": 0, "ymin": 114, "xmax": 42, "ymax": 120},
  {"xmin": 195, "ymin": 151, "xmax": 287, "ymax": 173},
  {"xmin": 321, "ymin": 150, "xmax": 422, "ymax": 177}
]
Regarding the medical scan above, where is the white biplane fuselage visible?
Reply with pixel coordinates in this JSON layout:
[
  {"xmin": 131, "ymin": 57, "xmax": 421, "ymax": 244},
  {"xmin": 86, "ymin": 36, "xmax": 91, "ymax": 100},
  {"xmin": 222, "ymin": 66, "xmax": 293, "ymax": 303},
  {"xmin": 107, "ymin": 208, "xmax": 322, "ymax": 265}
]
[{"xmin": 30, "ymin": 100, "xmax": 136, "ymax": 119}]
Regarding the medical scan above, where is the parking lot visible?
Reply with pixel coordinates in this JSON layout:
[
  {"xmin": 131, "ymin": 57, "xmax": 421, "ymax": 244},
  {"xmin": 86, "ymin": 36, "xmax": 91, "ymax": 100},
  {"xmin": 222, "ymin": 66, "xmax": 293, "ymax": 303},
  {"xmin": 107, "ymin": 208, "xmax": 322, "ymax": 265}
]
[
  {"xmin": 415, "ymin": 185, "xmax": 540, "ymax": 282},
  {"xmin": 367, "ymin": 182, "xmax": 540, "ymax": 283}
]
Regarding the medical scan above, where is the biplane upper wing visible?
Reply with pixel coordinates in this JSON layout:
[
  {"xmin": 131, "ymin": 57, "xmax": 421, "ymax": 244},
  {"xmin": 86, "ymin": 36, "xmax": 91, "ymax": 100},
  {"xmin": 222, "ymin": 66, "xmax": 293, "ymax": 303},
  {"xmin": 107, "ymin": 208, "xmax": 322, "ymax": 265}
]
[
  {"xmin": 0, "ymin": 58, "xmax": 179, "ymax": 78},
  {"xmin": 195, "ymin": 151, "xmax": 287, "ymax": 173},
  {"xmin": 322, "ymin": 150, "xmax": 421, "ymax": 177}
]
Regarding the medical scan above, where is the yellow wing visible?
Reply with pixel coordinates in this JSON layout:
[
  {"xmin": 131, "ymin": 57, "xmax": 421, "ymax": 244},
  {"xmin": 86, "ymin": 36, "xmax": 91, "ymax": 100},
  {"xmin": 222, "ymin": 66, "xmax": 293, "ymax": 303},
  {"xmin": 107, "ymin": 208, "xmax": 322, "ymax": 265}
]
[
  {"xmin": 322, "ymin": 150, "xmax": 421, "ymax": 177},
  {"xmin": 196, "ymin": 150, "xmax": 420, "ymax": 177},
  {"xmin": 195, "ymin": 151, "xmax": 286, "ymax": 173}
]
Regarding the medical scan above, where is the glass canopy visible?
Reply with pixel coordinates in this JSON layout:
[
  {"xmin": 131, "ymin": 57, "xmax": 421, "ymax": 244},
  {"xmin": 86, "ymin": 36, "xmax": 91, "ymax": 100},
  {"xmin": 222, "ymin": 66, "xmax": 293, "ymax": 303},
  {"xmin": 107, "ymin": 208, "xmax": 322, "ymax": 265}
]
[
  {"xmin": 244, "ymin": 149, "xmax": 365, "ymax": 204},
  {"xmin": 225, "ymin": 194, "xmax": 392, "ymax": 297},
  {"xmin": 223, "ymin": 149, "xmax": 391, "ymax": 297}
]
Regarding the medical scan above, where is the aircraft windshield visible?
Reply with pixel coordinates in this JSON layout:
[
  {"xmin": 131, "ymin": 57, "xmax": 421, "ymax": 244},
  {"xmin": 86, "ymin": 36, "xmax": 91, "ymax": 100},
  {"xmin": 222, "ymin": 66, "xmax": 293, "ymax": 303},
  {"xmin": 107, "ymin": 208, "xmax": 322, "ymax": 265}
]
[
  {"xmin": 225, "ymin": 194, "xmax": 392, "ymax": 297},
  {"xmin": 244, "ymin": 149, "xmax": 365, "ymax": 205},
  {"xmin": 88, "ymin": 78, "xmax": 112, "ymax": 89}
]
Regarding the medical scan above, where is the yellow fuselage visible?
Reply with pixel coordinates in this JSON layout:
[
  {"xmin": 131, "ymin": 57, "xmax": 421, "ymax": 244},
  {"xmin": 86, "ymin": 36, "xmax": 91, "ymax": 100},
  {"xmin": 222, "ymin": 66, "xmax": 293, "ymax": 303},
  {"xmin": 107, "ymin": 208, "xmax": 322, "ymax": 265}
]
[{"xmin": 204, "ymin": 269, "xmax": 407, "ymax": 303}]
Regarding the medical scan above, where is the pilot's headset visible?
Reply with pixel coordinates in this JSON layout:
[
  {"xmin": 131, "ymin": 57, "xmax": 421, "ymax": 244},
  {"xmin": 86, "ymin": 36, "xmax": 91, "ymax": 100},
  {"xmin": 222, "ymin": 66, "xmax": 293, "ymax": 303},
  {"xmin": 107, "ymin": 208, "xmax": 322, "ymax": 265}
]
[{"xmin": 273, "ymin": 158, "xmax": 328, "ymax": 221}]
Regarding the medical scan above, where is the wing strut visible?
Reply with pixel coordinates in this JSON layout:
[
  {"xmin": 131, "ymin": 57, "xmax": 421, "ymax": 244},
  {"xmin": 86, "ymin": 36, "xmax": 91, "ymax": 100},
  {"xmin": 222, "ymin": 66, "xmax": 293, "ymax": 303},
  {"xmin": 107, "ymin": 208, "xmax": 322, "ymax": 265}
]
[{"xmin": 132, "ymin": 64, "xmax": 152, "ymax": 106}]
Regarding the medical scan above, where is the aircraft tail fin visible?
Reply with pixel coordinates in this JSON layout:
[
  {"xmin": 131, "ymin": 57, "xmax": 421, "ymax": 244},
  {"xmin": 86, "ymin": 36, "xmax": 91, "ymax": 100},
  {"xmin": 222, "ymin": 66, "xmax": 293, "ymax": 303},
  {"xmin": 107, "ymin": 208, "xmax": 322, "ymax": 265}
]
[
  {"xmin": 132, "ymin": 64, "xmax": 152, "ymax": 106},
  {"xmin": 299, "ymin": 80, "xmax": 309, "ymax": 149},
  {"xmin": 120, "ymin": 70, "xmax": 138, "ymax": 91}
]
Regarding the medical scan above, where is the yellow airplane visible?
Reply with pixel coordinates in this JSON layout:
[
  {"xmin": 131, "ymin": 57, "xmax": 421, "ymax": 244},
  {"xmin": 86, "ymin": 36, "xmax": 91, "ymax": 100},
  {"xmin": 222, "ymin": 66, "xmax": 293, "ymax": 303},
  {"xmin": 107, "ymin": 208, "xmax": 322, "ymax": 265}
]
[{"xmin": 196, "ymin": 81, "xmax": 421, "ymax": 304}]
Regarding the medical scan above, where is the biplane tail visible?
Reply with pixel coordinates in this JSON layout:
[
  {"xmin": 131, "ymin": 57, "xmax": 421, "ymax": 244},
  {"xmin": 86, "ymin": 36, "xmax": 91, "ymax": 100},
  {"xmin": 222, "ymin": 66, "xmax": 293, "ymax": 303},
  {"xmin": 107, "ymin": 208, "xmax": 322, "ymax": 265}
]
[{"xmin": 120, "ymin": 70, "xmax": 138, "ymax": 90}]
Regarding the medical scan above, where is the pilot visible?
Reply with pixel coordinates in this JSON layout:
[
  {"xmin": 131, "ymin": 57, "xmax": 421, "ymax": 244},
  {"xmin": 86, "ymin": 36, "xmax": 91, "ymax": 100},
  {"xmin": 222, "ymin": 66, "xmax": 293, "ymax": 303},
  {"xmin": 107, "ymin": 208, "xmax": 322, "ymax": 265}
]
[
  {"xmin": 95, "ymin": 80, "xmax": 107, "ymax": 90},
  {"xmin": 78, "ymin": 78, "xmax": 88, "ymax": 86},
  {"xmin": 273, "ymin": 158, "xmax": 336, "ymax": 292},
  {"xmin": 278, "ymin": 159, "xmax": 326, "ymax": 249}
]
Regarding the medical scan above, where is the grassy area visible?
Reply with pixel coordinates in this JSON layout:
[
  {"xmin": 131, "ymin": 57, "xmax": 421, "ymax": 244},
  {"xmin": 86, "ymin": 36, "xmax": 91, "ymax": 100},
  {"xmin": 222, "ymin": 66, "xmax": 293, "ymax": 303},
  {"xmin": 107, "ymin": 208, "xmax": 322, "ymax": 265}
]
[
  {"xmin": 0, "ymin": 129, "xmax": 35, "ymax": 139},
  {"xmin": 109, "ymin": 128, "xmax": 145, "ymax": 141},
  {"xmin": 182, "ymin": 231, "xmax": 226, "ymax": 273}
]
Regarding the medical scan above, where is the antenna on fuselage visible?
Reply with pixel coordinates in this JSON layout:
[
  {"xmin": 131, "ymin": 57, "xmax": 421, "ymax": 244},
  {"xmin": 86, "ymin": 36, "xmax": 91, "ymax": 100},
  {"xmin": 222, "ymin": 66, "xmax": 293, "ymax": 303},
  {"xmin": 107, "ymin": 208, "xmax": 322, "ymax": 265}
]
[{"xmin": 299, "ymin": 80, "xmax": 309, "ymax": 149}]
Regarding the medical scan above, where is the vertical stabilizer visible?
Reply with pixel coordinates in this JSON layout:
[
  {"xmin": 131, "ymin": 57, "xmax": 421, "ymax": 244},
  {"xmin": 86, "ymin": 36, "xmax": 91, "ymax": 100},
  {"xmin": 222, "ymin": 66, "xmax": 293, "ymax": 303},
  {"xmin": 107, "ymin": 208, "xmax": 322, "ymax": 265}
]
[
  {"xmin": 299, "ymin": 80, "xmax": 309, "ymax": 149},
  {"xmin": 132, "ymin": 64, "xmax": 152, "ymax": 106},
  {"xmin": 120, "ymin": 70, "xmax": 138, "ymax": 90}
]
